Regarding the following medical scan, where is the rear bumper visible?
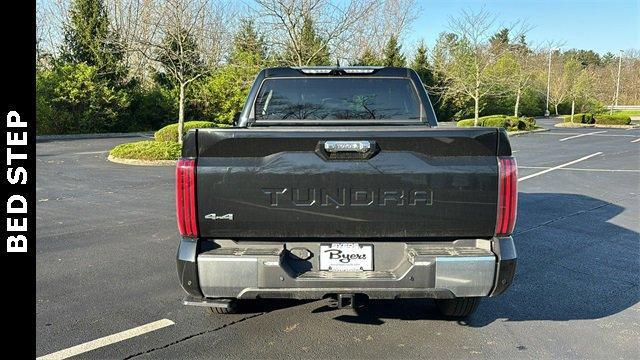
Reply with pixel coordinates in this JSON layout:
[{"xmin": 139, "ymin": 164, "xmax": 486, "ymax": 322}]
[{"xmin": 177, "ymin": 237, "xmax": 517, "ymax": 302}]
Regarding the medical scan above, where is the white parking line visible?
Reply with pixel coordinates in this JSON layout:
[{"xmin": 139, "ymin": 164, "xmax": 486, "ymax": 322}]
[
  {"xmin": 631, "ymin": 138, "xmax": 640, "ymax": 143},
  {"xmin": 37, "ymin": 319, "xmax": 174, "ymax": 360},
  {"xmin": 518, "ymin": 152, "xmax": 603, "ymax": 182},
  {"xmin": 558, "ymin": 131, "xmax": 607, "ymax": 142},
  {"xmin": 519, "ymin": 166, "xmax": 640, "ymax": 173},
  {"xmin": 539, "ymin": 132, "xmax": 637, "ymax": 137}
]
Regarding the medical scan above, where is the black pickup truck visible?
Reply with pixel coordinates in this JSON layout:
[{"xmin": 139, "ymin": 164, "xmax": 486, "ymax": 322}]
[{"xmin": 176, "ymin": 66, "xmax": 517, "ymax": 318}]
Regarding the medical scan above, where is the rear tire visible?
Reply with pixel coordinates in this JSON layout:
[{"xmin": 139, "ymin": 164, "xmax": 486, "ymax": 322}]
[{"xmin": 435, "ymin": 297, "xmax": 481, "ymax": 318}]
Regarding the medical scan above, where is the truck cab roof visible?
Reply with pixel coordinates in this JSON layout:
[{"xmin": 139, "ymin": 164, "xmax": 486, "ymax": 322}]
[{"xmin": 262, "ymin": 66, "xmax": 415, "ymax": 78}]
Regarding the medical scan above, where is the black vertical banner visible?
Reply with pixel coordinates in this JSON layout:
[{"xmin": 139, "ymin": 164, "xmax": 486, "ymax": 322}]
[{"xmin": 1, "ymin": 0, "xmax": 36, "ymax": 357}]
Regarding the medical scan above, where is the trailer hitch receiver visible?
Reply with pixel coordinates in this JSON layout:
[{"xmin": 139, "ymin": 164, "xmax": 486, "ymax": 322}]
[{"xmin": 337, "ymin": 293, "xmax": 355, "ymax": 309}]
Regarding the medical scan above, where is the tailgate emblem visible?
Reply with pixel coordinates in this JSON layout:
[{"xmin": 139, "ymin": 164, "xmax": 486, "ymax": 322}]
[
  {"xmin": 204, "ymin": 213, "xmax": 234, "ymax": 221},
  {"xmin": 324, "ymin": 140, "xmax": 371, "ymax": 153}
]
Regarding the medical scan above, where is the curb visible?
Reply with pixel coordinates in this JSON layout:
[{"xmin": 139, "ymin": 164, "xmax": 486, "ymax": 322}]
[
  {"xmin": 534, "ymin": 116, "xmax": 564, "ymax": 120},
  {"xmin": 554, "ymin": 123, "xmax": 639, "ymax": 129},
  {"xmin": 37, "ymin": 132, "xmax": 154, "ymax": 141},
  {"xmin": 107, "ymin": 155, "xmax": 176, "ymax": 167},
  {"xmin": 507, "ymin": 128, "xmax": 550, "ymax": 136}
]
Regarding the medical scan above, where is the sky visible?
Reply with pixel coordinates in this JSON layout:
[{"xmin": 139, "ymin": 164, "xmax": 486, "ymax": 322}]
[
  {"xmin": 405, "ymin": 0, "xmax": 639, "ymax": 54},
  {"xmin": 38, "ymin": 0, "xmax": 639, "ymax": 55}
]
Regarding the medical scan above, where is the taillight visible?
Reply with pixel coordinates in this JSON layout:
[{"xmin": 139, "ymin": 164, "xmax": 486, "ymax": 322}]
[
  {"xmin": 496, "ymin": 156, "xmax": 518, "ymax": 236},
  {"xmin": 176, "ymin": 159, "xmax": 198, "ymax": 237}
]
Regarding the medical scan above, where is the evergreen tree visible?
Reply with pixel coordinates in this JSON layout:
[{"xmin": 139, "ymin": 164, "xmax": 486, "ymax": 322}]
[
  {"xmin": 61, "ymin": 0, "xmax": 124, "ymax": 80},
  {"xmin": 230, "ymin": 19, "xmax": 266, "ymax": 65},
  {"xmin": 601, "ymin": 52, "xmax": 616, "ymax": 65},
  {"xmin": 36, "ymin": 63, "xmax": 130, "ymax": 134},
  {"xmin": 156, "ymin": 28, "xmax": 204, "ymax": 85},
  {"xmin": 382, "ymin": 36, "xmax": 406, "ymax": 67},
  {"xmin": 300, "ymin": 16, "xmax": 330, "ymax": 65},
  {"xmin": 411, "ymin": 40, "xmax": 433, "ymax": 85},
  {"xmin": 354, "ymin": 47, "xmax": 381, "ymax": 66},
  {"xmin": 285, "ymin": 16, "xmax": 330, "ymax": 66},
  {"xmin": 562, "ymin": 49, "xmax": 603, "ymax": 67},
  {"xmin": 511, "ymin": 34, "xmax": 529, "ymax": 54},
  {"xmin": 489, "ymin": 28, "xmax": 510, "ymax": 52}
]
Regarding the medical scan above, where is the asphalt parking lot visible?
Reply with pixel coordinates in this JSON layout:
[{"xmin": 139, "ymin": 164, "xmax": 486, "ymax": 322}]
[{"xmin": 36, "ymin": 118, "xmax": 640, "ymax": 359}]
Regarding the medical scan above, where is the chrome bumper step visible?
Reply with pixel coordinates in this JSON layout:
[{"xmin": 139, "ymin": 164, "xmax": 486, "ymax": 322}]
[{"xmin": 196, "ymin": 241, "xmax": 500, "ymax": 299}]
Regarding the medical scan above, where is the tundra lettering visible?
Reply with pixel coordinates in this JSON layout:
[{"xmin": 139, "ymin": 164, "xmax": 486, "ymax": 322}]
[{"xmin": 261, "ymin": 188, "xmax": 433, "ymax": 207}]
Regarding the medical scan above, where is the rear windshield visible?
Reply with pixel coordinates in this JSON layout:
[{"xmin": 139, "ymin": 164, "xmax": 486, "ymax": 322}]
[{"xmin": 253, "ymin": 77, "xmax": 422, "ymax": 121}]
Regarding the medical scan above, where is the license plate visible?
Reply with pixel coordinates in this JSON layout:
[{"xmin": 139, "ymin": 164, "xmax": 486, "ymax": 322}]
[{"xmin": 319, "ymin": 243, "xmax": 373, "ymax": 271}]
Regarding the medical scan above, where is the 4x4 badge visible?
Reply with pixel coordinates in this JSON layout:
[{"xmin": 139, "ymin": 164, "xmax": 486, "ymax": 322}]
[{"xmin": 204, "ymin": 213, "xmax": 234, "ymax": 221}]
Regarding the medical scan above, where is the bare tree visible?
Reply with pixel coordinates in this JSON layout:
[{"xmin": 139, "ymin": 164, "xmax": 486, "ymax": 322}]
[
  {"xmin": 432, "ymin": 8, "xmax": 525, "ymax": 125},
  {"xmin": 349, "ymin": 0, "xmax": 420, "ymax": 62},
  {"xmin": 36, "ymin": 1, "xmax": 45, "ymax": 64},
  {"xmin": 253, "ymin": 0, "xmax": 381, "ymax": 66},
  {"xmin": 36, "ymin": 0, "xmax": 70, "ymax": 62},
  {"xmin": 547, "ymin": 55, "xmax": 572, "ymax": 116},
  {"xmin": 501, "ymin": 45, "xmax": 544, "ymax": 117},
  {"xmin": 588, "ymin": 50, "xmax": 640, "ymax": 107},
  {"xmin": 619, "ymin": 50, "xmax": 640, "ymax": 105},
  {"xmin": 565, "ymin": 60, "xmax": 593, "ymax": 122},
  {"xmin": 129, "ymin": 0, "xmax": 232, "ymax": 144},
  {"xmin": 101, "ymin": 0, "xmax": 154, "ymax": 84}
]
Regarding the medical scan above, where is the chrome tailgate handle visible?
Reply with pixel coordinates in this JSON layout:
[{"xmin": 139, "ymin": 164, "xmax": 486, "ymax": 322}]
[{"xmin": 324, "ymin": 140, "xmax": 371, "ymax": 153}]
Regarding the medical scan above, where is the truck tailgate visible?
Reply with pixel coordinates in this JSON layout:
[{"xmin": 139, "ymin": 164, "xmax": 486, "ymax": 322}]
[{"xmin": 189, "ymin": 127, "xmax": 504, "ymax": 239}]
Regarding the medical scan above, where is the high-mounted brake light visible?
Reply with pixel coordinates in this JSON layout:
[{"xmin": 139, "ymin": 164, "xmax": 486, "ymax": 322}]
[
  {"xmin": 296, "ymin": 67, "xmax": 381, "ymax": 75},
  {"xmin": 176, "ymin": 159, "xmax": 198, "ymax": 237},
  {"xmin": 496, "ymin": 156, "xmax": 518, "ymax": 236},
  {"xmin": 342, "ymin": 68, "xmax": 377, "ymax": 74},
  {"xmin": 298, "ymin": 68, "xmax": 332, "ymax": 74}
]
